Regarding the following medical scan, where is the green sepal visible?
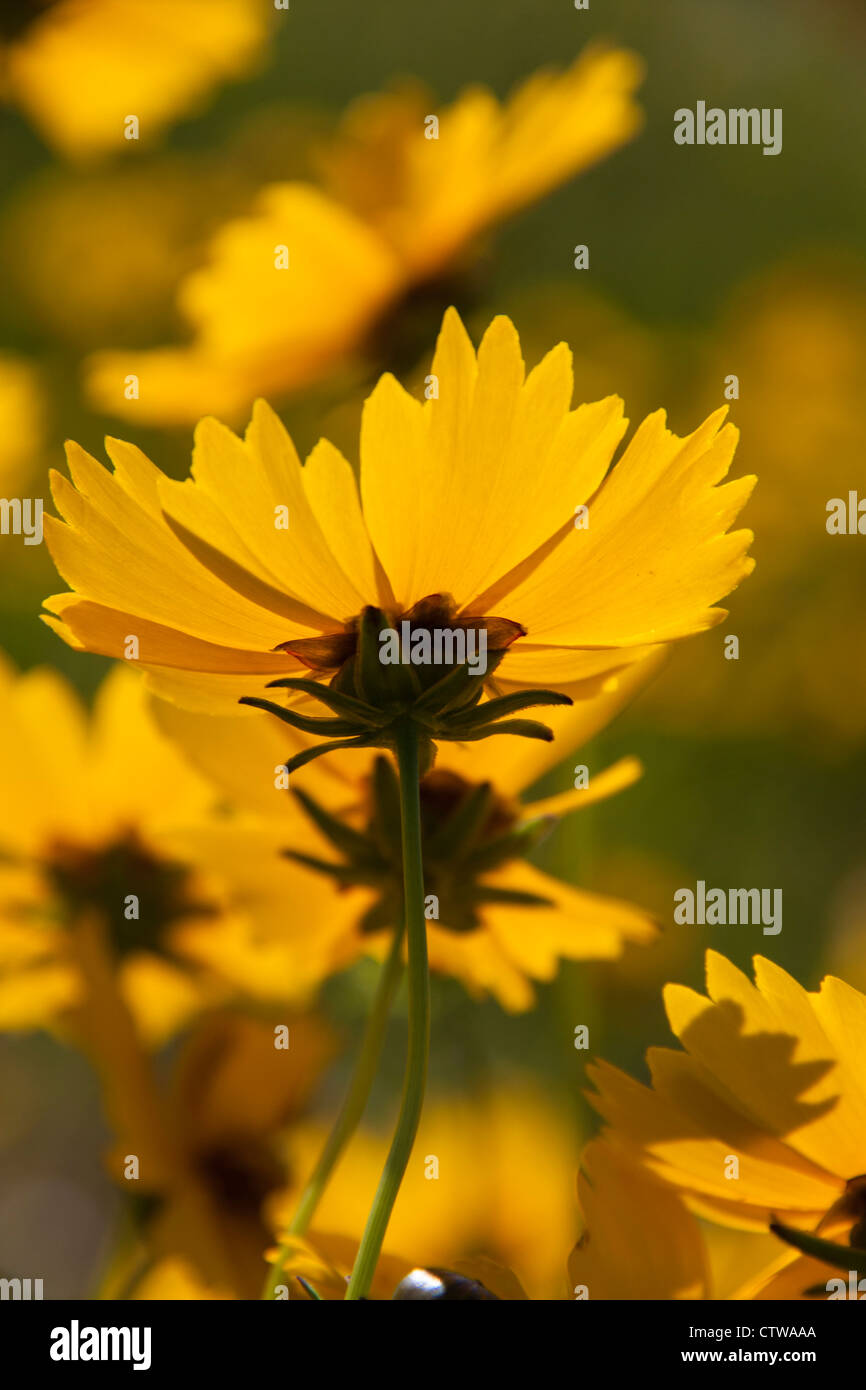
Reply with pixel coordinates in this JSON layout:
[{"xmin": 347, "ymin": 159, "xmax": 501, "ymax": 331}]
[
  {"xmin": 370, "ymin": 756, "xmax": 402, "ymax": 862},
  {"xmin": 292, "ymin": 787, "xmax": 379, "ymax": 862},
  {"xmin": 284, "ymin": 734, "xmax": 375, "ymax": 775},
  {"xmin": 280, "ymin": 850, "xmax": 359, "ymax": 882},
  {"xmin": 263, "ymin": 677, "xmax": 385, "ymax": 726},
  {"xmin": 238, "ymin": 696, "xmax": 358, "ymax": 737},
  {"xmin": 770, "ymin": 1221, "xmax": 866, "ymax": 1278},
  {"xmin": 358, "ymin": 895, "xmax": 400, "ymax": 935},
  {"xmin": 412, "ymin": 660, "xmax": 482, "ymax": 715},
  {"xmin": 467, "ymin": 884, "xmax": 554, "ymax": 909},
  {"xmin": 443, "ymin": 689, "xmax": 572, "ymax": 730},
  {"xmin": 296, "ymin": 1276, "xmax": 324, "ymax": 1301},
  {"xmin": 441, "ymin": 717, "xmax": 555, "ymax": 743},
  {"xmin": 357, "ymin": 607, "xmax": 411, "ymax": 706}
]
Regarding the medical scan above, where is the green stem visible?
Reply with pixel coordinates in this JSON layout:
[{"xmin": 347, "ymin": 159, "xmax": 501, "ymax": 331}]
[
  {"xmin": 345, "ymin": 721, "xmax": 430, "ymax": 1300},
  {"xmin": 261, "ymin": 924, "xmax": 405, "ymax": 1299}
]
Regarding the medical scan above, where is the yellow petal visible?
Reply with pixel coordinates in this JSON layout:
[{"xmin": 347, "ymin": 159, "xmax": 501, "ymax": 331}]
[
  {"xmin": 523, "ymin": 756, "xmax": 643, "ymax": 819},
  {"xmin": 483, "ymin": 860, "xmax": 657, "ymax": 972},
  {"xmin": 498, "ymin": 409, "xmax": 755, "ymax": 646},
  {"xmin": 437, "ymin": 650, "xmax": 663, "ymax": 798},
  {"xmin": 569, "ymin": 1138, "xmax": 709, "ymax": 1300},
  {"xmin": 87, "ymin": 185, "xmax": 403, "ymax": 423},
  {"xmin": 360, "ymin": 309, "xmax": 629, "ymax": 611},
  {"xmin": 373, "ymin": 47, "xmax": 644, "ymax": 278},
  {"xmin": 43, "ymin": 593, "xmax": 297, "ymax": 673},
  {"xmin": 664, "ymin": 951, "xmax": 866, "ymax": 1180},
  {"xmin": 46, "ymin": 452, "xmax": 289, "ymax": 650},
  {"xmin": 424, "ymin": 925, "xmax": 535, "ymax": 1011},
  {"xmin": 4, "ymin": 0, "xmax": 269, "ymax": 158}
]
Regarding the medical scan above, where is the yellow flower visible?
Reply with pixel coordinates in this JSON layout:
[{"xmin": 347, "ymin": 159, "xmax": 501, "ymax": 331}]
[
  {"xmin": 270, "ymin": 1078, "xmax": 582, "ymax": 1300},
  {"xmin": 586, "ymin": 950, "xmax": 866, "ymax": 1298},
  {"xmin": 46, "ymin": 309, "xmax": 755, "ymax": 720},
  {"xmin": 83, "ymin": 47, "xmax": 643, "ymax": 422},
  {"xmin": 110, "ymin": 1011, "xmax": 337, "ymax": 1299},
  {"xmin": 0, "ymin": 0, "xmax": 269, "ymax": 159},
  {"xmin": 154, "ymin": 657, "xmax": 658, "ymax": 1009},
  {"xmin": 0, "ymin": 656, "xmax": 348, "ymax": 1043},
  {"xmin": 272, "ymin": 1115, "xmax": 721, "ymax": 1302}
]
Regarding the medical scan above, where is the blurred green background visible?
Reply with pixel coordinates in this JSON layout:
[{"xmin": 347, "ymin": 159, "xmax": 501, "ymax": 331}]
[{"xmin": 1, "ymin": 0, "xmax": 865, "ymax": 1295}]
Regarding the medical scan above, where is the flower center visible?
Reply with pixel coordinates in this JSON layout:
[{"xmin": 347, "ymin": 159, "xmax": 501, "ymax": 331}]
[
  {"xmin": 285, "ymin": 759, "xmax": 553, "ymax": 936},
  {"xmin": 276, "ymin": 593, "xmax": 525, "ymax": 693},
  {"xmin": 243, "ymin": 596, "xmax": 569, "ymax": 777},
  {"xmin": 45, "ymin": 831, "xmax": 216, "ymax": 959},
  {"xmin": 0, "ymin": 2, "xmax": 63, "ymax": 43}
]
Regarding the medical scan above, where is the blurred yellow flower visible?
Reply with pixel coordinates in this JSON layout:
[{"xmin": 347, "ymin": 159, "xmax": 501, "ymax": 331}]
[
  {"xmin": 155, "ymin": 656, "xmax": 659, "ymax": 1009},
  {"xmin": 83, "ymin": 46, "xmax": 644, "ymax": 422},
  {"xmin": 0, "ymin": 657, "xmax": 350, "ymax": 1042},
  {"xmin": 634, "ymin": 257, "xmax": 866, "ymax": 743},
  {"xmin": 45, "ymin": 309, "xmax": 755, "ymax": 716},
  {"xmin": 0, "ymin": 0, "xmax": 269, "ymax": 159},
  {"xmin": 271, "ymin": 1077, "xmax": 582, "ymax": 1300},
  {"xmin": 110, "ymin": 1011, "xmax": 337, "ymax": 1299},
  {"xmin": 587, "ymin": 951, "xmax": 866, "ymax": 1299}
]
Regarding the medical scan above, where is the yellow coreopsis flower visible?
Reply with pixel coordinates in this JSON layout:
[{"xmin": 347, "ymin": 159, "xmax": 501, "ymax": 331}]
[
  {"xmin": 153, "ymin": 656, "xmax": 658, "ymax": 1010},
  {"xmin": 102, "ymin": 1011, "xmax": 337, "ymax": 1299},
  {"xmin": 83, "ymin": 47, "xmax": 643, "ymax": 423},
  {"xmin": 586, "ymin": 951, "xmax": 866, "ymax": 1299},
  {"xmin": 0, "ymin": 657, "xmax": 350, "ymax": 1043},
  {"xmin": 0, "ymin": 0, "xmax": 269, "ymax": 159},
  {"xmin": 45, "ymin": 309, "xmax": 755, "ymax": 723}
]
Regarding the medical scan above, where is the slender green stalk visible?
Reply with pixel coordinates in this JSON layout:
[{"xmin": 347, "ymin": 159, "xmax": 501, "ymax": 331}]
[
  {"xmin": 345, "ymin": 721, "xmax": 430, "ymax": 1300},
  {"xmin": 261, "ymin": 924, "xmax": 405, "ymax": 1299}
]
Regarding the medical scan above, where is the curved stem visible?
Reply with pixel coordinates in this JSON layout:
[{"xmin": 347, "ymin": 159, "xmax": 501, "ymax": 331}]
[
  {"xmin": 345, "ymin": 721, "xmax": 430, "ymax": 1300},
  {"xmin": 262, "ymin": 923, "xmax": 405, "ymax": 1298}
]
